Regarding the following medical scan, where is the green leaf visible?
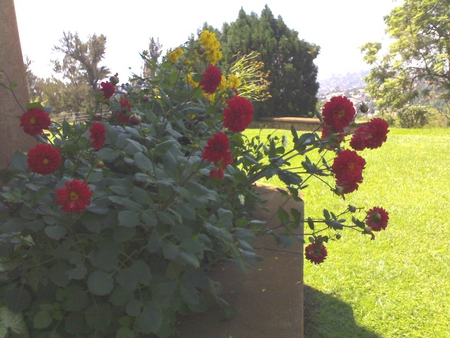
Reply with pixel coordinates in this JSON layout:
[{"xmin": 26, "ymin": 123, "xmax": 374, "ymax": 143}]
[
  {"xmin": 274, "ymin": 233, "xmax": 293, "ymax": 247},
  {"xmin": 65, "ymin": 263, "xmax": 87, "ymax": 280},
  {"xmin": 64, "ymin": 312, "xmax": 84, "ymax": 334},
  {"xmin": 118, "ymin": 210, "xmax": 141, "ymax": 227},
  {"xmin": 133, "ymin": 260, "xmax": 152, "ymax": 286},
  {"xmin": 154, "ymin": 140, "xmax": 175, "ymax": 155},
  {"xmin": 163, "ymin": 242, "xmax": 180, "ymax": 260},
  {"xmin": 277, "ymin": 207, "xmax": 290, "ymax": 224},
  {"xmin": 91, "ymin": 250, "xmax": 119, "ymax": 271},
  {"xmin": 84, "ymin": 303, "xmax": 112, "ymax": 330},
  {"xmin": 97, "ymin": 148, "xmax": 120, "ymax": 162},
  {"xmin": 116, "ymin": 267, "xmax": 138, "ymax": 290},
  {"xmin": 10, "ymin": 151, "xmax": 28, "ymax": 172},
  {"xmin": 3, "ymin": 287, "xmax": 32, "ymax": 312},
  {"xmin": 174, "ymin": 203, "xmax": 196, "ymax": 220},
  {"xmin": 109, "ymin": 286, "xmax": 134, "ymax": 307},
  {"xmin": 290, "ymin": 208, "xmax": 302, "ymax": 229},
  {"xmin": 179, "ymin": 252, "xmax": 200, "ymax": 268},
  {"xmin": 117, "ymin": 327, "xmax": 136, "ymax": 338},
  {"xmin": 179, "ymin": 280, "xmax": 199, "ymax": 304},
  {"xmin": 49, "ymin": 262, "xmax": 70, "ymax": 288},
  {"xmin": 33, "ymin": 310, "xmax": 52, "ymax": 329},
  {"xmin": 104, "ymin": 124, "xmax": 119, "ymax": 143},
  {"xmin": 147, "ymin": 231, "xmax": 163, "ymax": 253},
  {"xmin": 87, "ymin": 270, "xmax": 114, "ymax": 296},
  {"xmin": 65, "ymin": 289, "xmax": 89, "ymax": 312},
  {"xmin": 136, "ymin": 301, "xmax": 162, "ymax": 334},
  {"xmin": 233, "ymin": 228, "xmax": 256, "ymax": 242},
  {"xmin": 323, "ymin": 209, "xmax": 331, "ymax": 221},
  {"xmin": 0, "ymin": 306, "xmax": 27, "ymax": 335},
  {"xmin": 109, "ymin": 196, "xmax": 143, "ymax": 211},
  {"xmin": 125, "ymin": 299, "xmax": 142, "ymax": 317},
  {"xmin": 307, "ymin": 217, "xmax": 315, "ymax": 230},
  {"xmin": 141, "ymin": 210, "xmax": 158, "ymax": 228},
  {"xmin": 132, "ymin": 186, "xmax": 154, "ymax": 207},
  {"xmin": 113, "ymin": 227, "xmax": 136, "ymax": 243},
  {"xmin": 133, "ymin": 152, "xmax": 153, "ymax": 173},
  {"xmin": 44, "ymin": 225, "xmax": 67, "ymax": 240}
]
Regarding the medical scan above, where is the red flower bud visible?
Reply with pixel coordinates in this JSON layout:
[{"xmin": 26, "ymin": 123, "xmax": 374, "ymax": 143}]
[{"xmin": 129, "ymin": 115, "xmax": 141, "ymax": 125}]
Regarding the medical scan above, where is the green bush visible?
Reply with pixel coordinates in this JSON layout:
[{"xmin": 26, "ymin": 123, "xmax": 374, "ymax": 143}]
[{"xmin": 397, "ymin": 105, "xmax": 431, "ymax": 128}]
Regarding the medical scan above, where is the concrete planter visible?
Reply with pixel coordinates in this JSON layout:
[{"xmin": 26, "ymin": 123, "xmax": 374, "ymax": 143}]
[{"xmin": 172, "ymin": 183, "xmax": 304, "ymax": 338}]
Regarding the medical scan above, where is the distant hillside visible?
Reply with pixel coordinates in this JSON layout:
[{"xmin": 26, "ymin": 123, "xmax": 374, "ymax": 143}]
[{"xmin": 318, "ymin": 70, "xmax": 369, "ymax": 94}]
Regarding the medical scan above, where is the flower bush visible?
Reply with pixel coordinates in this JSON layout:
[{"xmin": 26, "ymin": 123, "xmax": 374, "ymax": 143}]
[{"xmin": 0, "ymin": 30, "xmax": 389, "ymax": 337}]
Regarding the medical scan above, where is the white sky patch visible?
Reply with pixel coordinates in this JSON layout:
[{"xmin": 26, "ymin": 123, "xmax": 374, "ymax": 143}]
[{"xmin": 14, "ymin": 0, "xmax": 403, "ymax": 81}]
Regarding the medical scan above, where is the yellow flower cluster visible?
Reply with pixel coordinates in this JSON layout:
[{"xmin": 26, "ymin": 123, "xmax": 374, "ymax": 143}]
[
  {"xmin": 199, "ymin": 30, "xmax": 223, "ymax": 65},
  {"xmin": 227, "ymin": 74, "xmax": 240, "ymax": 89},
  {"xmin": 167, "ymin": 48, "xmax": 183, "ymax": 63},
  {"xmin": 186, "ymin": 73, "xmax": 199, "ymax": 88}
]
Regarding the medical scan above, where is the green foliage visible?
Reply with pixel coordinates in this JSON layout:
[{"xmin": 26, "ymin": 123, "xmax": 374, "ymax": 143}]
[
  {"xmin": 361, "ymin": 0, "xmax": 450, "ymax": 115},
  {"xmin": 26, "ymin": 32, "xmax": 110, "ymax": 114},
  {"xmin": 1, "ymin": 33, "xmax": 384, "ymax": 337},
  {"xmin": 217, "ymin": 6, "xmax": 320, "ymax": 118},
  {"xmin": 397, "ymin": 105, "xmax": 431, "ymax": 128}
]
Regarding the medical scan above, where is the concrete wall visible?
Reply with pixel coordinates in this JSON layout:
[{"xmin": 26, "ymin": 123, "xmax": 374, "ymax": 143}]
[{"xmin": 0, "ymin": 0, "xmax": 35, "ymax": 168}]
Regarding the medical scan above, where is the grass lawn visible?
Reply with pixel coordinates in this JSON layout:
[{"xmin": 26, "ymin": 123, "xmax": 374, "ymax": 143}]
[{"xmin": 244, "ymin": 127, "xmax": 450, "ymax": 338}]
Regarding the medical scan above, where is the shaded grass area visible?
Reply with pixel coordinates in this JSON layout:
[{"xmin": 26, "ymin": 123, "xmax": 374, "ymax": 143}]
[{"xmin": 244, "ymin": 127, "xmax": 450, "ymax": 337}]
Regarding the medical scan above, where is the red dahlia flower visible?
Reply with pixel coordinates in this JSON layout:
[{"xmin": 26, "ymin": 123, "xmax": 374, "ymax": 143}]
[
  {"xmin": 27, "ymin": 144, "xmax": 61, "ymax": 175},
  {"xmin": 305, "ymin": 242, "xmax": 328, "ymax": 264},
  {"xmin": 119, "ymin": 97, "xmax": 132, "ymax": 110},
  {"xmin": 365, "ymin": 207, "xmax": 389, "ymax": 231},
  {"xmin": 322, "ymin": 96, "xmax": 356, "ymax": 131},
  {"xmin": 350, "ymin": 118, "xmax": 389, "ymax": 151},
  {"xmin": 199, "ymin": 65, "xmax": 222, "ymax": 94},
  {"xmin": 89, "ymin": 122, "xmax": 106, "ymax": 150},
  {"xmin": 114, "ymin": 111, "xmax": 131, "ymax": 124},
  {"xmin": 202, "ymin": 132, "xmax": 230, "ymax": 163},
  {"xmin": 20, "ymin": 108, "xmax": 51, "ymax": 135},
  {"xmin": 332, "ymin": 150, "xmax": 366, "ymax": 194},
  {"xmin": 210, "ymin": 151, "xmax": 233, "ymax": 179},
  {"xmin": 223, "ymin": 96, "xmax": 254, "ymax": 133},
  {"xmin": 100, "ymin": 81, "xmax": 115, "ymax": 99},
  {"xmin": 55, "ymin": 180, "xmax": 93, "ymax": 214}
]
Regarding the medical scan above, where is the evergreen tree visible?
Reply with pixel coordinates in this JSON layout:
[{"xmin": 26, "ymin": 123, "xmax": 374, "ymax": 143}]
[{"xmin": 219, "ymin": 6, "xmax": 320, "ymax": 117}]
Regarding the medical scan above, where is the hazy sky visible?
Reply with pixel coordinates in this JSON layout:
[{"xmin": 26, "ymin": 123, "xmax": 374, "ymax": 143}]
[{"xmin": 14, "ymin": 0, "xmax": 403, "ymax": 81}]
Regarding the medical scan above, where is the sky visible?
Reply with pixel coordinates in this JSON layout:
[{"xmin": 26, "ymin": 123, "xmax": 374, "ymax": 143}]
[{"xmin": 14, "ymin": 0, "xmax": 403, "ymax": 81}]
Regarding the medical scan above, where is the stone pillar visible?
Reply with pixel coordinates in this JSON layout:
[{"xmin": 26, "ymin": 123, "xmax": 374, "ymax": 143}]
[{"xmin": 0, "ymin": 0, "xmax": 35, "ymax": 168}]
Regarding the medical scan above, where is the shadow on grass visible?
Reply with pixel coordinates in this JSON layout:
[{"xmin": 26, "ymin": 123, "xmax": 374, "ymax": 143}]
[{"xmin": 304, "ymin": 285, "xmax": 381, "ymax": 338}]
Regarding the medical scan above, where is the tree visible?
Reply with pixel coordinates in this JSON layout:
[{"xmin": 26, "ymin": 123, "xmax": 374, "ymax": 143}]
[
  {"xmin": 51, "ymin": 31, "xmax": 110, "ymax": 113},
  {"xmin": 217, "ymin": 6, "xmax": 320, "ymax": 118},
  {"xmin": 361, "ymin": 0, "xmax": 450, "ymax": 114}
]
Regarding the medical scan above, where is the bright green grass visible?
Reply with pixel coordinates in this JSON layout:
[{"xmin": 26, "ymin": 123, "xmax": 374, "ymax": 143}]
[{"xmin": 244, "ymin": 127, "xmax": 450, "ymax": 338}]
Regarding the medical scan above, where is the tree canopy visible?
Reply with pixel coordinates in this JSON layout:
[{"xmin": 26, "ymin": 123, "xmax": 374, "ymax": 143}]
[
  {"xmin": 217, "ymin": 6, "xmax": 320, "ymax": 118},
  {"xmin": 361, "ymin": 0, "xmax": 450, "ymax": 114},
  {"xmin": 26, "ymin": 32, "xmax": 110, "ymax": 115}
]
